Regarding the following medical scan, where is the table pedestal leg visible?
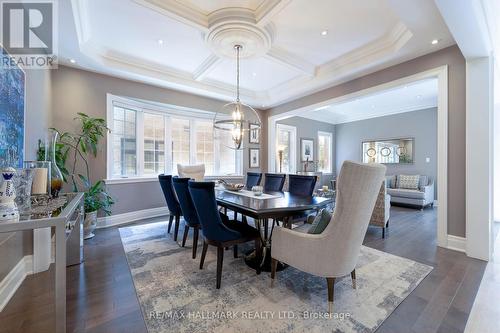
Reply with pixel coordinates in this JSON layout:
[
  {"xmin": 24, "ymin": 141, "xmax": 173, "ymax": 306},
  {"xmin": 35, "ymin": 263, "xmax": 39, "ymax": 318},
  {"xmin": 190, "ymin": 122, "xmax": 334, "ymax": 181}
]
[{"xmin": 55, "ymin": 224, "xmax": 66, "ymax": 333}]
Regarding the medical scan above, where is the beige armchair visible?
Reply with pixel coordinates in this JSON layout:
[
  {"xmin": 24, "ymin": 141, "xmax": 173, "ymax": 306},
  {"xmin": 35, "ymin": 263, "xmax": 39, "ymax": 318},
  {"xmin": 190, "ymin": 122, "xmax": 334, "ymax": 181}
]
[
  {"xmin": 369, "ymin": 180, "xmax": 391, "ymax": 238},
  {"xmin": 271, "ymin": 160, "xmax": 386, "ymax": 312},
  {"xmin": 177, "ymin": 164, "xmax": 205, "ymax": 181}
]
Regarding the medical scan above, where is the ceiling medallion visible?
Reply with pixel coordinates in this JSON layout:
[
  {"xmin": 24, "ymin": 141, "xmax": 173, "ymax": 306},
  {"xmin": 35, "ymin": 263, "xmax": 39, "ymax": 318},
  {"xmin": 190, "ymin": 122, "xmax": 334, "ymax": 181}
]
[{"xmin": 205, "ymin": 8, "xmax": 274, "ymax": 59}]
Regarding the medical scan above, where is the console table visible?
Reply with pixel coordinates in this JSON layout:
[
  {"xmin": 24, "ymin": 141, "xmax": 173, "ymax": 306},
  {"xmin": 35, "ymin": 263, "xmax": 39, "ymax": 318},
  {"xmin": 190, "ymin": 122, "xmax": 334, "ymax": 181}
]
[{"xmin": 0, "ymin": 192, "xmax": 84, "ymax": 333}]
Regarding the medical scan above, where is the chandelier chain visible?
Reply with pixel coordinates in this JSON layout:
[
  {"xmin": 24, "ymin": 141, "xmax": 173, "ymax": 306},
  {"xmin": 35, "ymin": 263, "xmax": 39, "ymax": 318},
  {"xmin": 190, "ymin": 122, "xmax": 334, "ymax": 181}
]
[{"xmin": 236, "ymin": 45, "xmax": 241, "ymax": 102}]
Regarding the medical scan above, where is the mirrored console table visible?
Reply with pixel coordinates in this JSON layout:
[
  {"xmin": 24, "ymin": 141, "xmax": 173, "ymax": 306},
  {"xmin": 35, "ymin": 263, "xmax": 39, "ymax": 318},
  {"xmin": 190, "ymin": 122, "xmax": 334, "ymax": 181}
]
[{"xmin": 0, "ymin": 192, "xmax": 84, "ymax": 333}]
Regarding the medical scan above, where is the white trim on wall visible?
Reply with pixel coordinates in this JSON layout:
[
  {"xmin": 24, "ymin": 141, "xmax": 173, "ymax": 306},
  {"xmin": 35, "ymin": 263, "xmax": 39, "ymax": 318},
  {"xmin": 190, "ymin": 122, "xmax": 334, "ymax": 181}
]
[
  {"xmin": 268, "ymin": 66, "xmax": 451, "ymax": 250},
  {"xmin": 96, "ymin": 206, "xmax": 169, "ymax": 229},
  {"xmin": 275, "ymin": 123, "xmax": 297, "ymax": 173},
  {"xmin": 0, "ymin": 255, "xmax": 33, "ymax": 312},
  {"xmin": 447, "ymin": 235, "xmax": 466, "ymax": 253}
]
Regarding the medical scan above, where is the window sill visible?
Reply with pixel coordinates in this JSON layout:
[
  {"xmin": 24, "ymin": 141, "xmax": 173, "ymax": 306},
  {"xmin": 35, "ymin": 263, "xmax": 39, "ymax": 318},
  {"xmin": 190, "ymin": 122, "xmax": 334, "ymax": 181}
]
[{"xmin": 105, "ymin": 175, "xmax": 244, "ymax": 185}]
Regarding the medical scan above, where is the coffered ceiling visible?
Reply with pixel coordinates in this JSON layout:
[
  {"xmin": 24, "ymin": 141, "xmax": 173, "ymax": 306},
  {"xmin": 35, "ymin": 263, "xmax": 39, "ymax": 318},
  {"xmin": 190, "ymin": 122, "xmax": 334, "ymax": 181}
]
[{"xmin": 60, "ymin": 0, "xmax": 454, "ymax": 108}]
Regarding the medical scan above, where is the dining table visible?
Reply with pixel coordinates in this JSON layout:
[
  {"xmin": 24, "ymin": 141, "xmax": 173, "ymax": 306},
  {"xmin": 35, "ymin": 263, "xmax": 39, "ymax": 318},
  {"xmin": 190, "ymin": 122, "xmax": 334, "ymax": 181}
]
[{"xmin": 215, "ymin": 187, "xmax": 334, "ymax": 272}]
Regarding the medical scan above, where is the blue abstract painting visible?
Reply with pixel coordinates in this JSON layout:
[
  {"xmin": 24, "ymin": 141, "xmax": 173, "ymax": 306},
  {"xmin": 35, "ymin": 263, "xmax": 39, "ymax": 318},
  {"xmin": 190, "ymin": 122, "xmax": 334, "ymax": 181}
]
[{"xmin": 0, "ymin": 46, "xmax": 25, "ymax": 168}]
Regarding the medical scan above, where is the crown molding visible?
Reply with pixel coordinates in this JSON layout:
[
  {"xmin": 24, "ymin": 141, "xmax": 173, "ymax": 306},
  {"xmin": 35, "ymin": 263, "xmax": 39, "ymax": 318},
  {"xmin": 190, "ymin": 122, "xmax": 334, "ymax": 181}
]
[
  {"xmin": 133, "ymin": 0, "xmax": 208, "ymax": 31},
  {"xmin": 70, "ymin": 2, "xmax": 417, "ymax": 108},
  {"xmin": 193, "ymin": 54, "xmax": 222, "ymax": 81},
  {"xmin": 255, "ymin": 0, "xmax": 292, "ymax": 26},
  {"xmin": 266, "ymin": 46, "xmax": 315, "ymax": 76},
  {"xmin": 302, "ymin": 102, "xmax": 437, "ymax": 125}
]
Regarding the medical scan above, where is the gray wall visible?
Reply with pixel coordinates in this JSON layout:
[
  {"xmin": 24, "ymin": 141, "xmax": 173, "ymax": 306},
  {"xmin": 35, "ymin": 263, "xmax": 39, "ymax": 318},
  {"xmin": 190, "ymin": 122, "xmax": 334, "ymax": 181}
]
[
  {"xmin": 0, "ymin": 69, "xmax": 51, "ymax": 281},
  {"xmin": 276, "ymin": 116, "xmax": 335, "ymax": 186},
  {"xmin": 265, "ymin": 45, "xmax": 466, "ymax": 238},
  {"xmin": 336, "ymin": 108, "xmax": 437, "ymax": 197},
  {"xmin": 51, "ymin": 66, "xmax": 265, "ymax": 215}
]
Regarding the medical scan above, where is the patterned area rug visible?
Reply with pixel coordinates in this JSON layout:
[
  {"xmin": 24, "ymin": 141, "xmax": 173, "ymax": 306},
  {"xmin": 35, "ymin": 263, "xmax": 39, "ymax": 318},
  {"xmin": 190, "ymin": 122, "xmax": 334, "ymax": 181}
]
[{"xmin": 119, "ymin": 221, "xmax": 432, "ymax": 333}]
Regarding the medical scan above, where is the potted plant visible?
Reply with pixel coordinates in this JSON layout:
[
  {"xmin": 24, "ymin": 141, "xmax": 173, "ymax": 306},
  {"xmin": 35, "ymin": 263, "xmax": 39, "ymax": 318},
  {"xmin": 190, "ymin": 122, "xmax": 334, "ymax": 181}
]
[
  {"xmin": 52, "ymin": 113, "xmax": 113, "ymax": 239},
  {"xmin": 83, "ymin": 180, "xmax": 114, "ymax": 239}
]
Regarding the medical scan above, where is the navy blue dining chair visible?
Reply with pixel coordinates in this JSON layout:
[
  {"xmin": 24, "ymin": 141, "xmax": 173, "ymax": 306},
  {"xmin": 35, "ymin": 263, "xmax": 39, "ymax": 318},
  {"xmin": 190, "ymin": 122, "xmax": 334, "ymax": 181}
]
[
  {"xmin": 288, "ymin": 174, "xmax": 317, "ymax": 196},
  {"xmin": 172, "ymin": 177, "xmax": 201, "ymax": 259},
  {"xmin": 188, "ymin": 181, "xmax": 262, "ymax": 289},
  {"xmin": 263, "ymin": 173, "xmax": 286, "ymax": 192},
  {"xmin": 246, "ymin": 172, "xmax": 262, "ymax": 190},
  {"xmin": 158, "ymin": 175, "xmax": 182, "ymax": 241}
]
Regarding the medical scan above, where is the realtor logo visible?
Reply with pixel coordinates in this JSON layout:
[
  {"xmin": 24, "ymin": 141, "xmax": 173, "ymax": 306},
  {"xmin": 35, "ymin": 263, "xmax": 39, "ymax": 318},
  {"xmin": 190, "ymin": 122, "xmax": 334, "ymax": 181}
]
[{"xmin": 1, "ymin": 0, "xmax": 58, "ymax": 68}]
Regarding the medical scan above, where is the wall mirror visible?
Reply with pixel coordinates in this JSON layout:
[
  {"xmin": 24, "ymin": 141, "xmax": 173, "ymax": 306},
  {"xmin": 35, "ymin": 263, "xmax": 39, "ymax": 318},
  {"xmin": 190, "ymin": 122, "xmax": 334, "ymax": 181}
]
[{"xmin": 362, "ymin": 138, "xmax": 414, "ymax": 164}]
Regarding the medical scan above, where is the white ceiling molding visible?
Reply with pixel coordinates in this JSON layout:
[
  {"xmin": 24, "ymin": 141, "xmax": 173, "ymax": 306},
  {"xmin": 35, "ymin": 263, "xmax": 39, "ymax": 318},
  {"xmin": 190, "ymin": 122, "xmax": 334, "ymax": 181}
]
[
  {"xmin": 103, "ymin": 50, "xmax": 258, "ymax": 99},
  {"xmin": 133, "ymin": 0, "xmax": 209, "ymax": 31},
  {"xmin": 255, "ymin": 0, "xmax": 292, "ymax": 26},
  {"xmin": 317, "ymin": 22, "xmax": 412, "ymax": 77},
  {"xmin": 265, "ymin": 46, "xmax": 315, "ymax": 76},
  {"xmin": 65, "ymin": 0, "xmax": 453, "ymax": 108},
  {"xmin": 70, "ymin": 0, "xmax": 91, "ymax": 45},
  {"xmin": 193, "ymin": 55, "xmax": 222, "ymax": 81}
]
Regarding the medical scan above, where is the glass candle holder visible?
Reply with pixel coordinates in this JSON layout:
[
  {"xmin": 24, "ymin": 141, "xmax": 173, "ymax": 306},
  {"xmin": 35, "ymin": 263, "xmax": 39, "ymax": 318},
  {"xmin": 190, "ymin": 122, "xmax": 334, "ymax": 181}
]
[{"xmin": 23, "ymin": 160, "xmax": 51, "ymax": 196}]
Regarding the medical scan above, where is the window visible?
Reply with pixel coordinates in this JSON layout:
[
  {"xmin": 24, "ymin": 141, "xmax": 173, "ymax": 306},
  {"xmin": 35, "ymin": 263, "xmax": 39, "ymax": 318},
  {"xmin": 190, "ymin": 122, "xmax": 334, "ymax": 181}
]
[
  {"xmin": 275, "ymin": 123, "xmax": 297, "ymax": 173},
  {"xmin": 107, "ymin": 95, "xmax": 242, "ymax": 179},
  {"xmin": 318, "ymin": 131, "xmax": 333, "ymax": 173}
]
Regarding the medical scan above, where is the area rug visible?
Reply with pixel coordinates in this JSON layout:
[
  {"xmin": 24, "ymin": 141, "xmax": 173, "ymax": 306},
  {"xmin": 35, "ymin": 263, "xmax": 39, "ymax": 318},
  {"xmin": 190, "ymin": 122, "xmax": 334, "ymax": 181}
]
[{"xmin": 119, "ymin": 221, "xmax": 432, "ymax": 333}]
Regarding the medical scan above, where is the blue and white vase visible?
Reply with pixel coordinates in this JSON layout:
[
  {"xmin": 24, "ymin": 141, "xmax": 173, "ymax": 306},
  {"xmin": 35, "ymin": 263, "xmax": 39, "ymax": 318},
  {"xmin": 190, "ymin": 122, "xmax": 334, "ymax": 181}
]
[{"xmin": 0, "ymin": 167, "xmax": 20, "ymax": 221}]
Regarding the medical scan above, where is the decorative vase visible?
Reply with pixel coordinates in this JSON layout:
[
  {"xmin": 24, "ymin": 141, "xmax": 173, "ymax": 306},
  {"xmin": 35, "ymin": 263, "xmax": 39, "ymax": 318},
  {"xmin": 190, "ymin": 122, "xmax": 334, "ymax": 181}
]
[
  {"xmin": 0, "ymin": 168, "xmax": 19, "ymax": 221},
  {"xmin": 13, "ymin": 168, "xmax": 34, "ymax": 213},
  {"xmin": 48, "ymin": 130, "xmax": 64, "ymax": 198},
  {"xmin": 83, "ymin": 210, "xmax": 97, "ymax": 239}
]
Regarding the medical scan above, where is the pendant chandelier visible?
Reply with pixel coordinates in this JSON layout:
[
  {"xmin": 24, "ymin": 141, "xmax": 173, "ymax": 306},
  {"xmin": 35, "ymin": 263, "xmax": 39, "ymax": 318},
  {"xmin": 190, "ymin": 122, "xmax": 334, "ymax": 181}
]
[{"xmin": 213, "ymin": 45, "xmax": 261, "ymax": 150}]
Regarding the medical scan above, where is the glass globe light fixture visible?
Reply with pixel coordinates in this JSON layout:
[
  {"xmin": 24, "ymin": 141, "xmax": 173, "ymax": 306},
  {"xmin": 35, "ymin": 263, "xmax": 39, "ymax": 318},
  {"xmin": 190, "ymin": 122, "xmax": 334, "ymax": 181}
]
[{"xmin": 213, "ymin": 45, "xmax": 261, "ymax": 150}]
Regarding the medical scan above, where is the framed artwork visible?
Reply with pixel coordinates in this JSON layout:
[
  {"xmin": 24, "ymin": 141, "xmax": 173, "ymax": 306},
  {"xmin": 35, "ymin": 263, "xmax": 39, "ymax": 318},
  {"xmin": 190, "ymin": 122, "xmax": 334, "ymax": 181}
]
[
  {"xmin": 249, "ymin": 148, "xmax": 260, "ymax": 168},
  {"xmin": 249, "ymin": 123, "xmax": 260, "ymax": 144},
  {"xmin": 300, "ymin": 138, "xmax": 314, "ymax": 162},
  {"xmin": 0, "ymin": 46, "xmax": 25, "ymax": 168}
]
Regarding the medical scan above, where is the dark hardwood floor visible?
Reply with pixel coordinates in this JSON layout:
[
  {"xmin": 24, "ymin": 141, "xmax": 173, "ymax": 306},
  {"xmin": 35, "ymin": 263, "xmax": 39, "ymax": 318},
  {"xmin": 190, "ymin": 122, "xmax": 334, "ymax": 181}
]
[{"xmin": 0, "ymin": 206, "xmax": 486, "ymax": 333}]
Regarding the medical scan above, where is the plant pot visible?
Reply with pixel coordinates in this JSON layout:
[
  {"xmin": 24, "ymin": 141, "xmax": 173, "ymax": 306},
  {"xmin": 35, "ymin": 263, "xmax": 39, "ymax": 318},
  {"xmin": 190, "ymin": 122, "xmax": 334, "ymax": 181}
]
[{"xmin": 83, "ymin": 210, "xmax": 98, "ymax": 240}]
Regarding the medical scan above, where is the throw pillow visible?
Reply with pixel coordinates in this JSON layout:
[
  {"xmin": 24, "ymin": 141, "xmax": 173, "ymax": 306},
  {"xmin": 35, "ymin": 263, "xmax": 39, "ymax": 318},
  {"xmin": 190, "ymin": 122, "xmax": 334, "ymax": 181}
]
[
  {"xmin": 398, "ymin": 174, "xmax": 420, "ymax": 190},
  {"xmin": 307, "ymin": 209, "xmax": 332, "ymax": 234}
]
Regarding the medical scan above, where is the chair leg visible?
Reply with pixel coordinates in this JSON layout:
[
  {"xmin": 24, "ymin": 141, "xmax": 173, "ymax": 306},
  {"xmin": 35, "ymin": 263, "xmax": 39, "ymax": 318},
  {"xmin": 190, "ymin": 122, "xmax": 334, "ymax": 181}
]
[
  {"xmin": 216, "ymin": 246, "xmax": 224, "ymax": 289},
  {"xmin": 233, "ymin": 244, "xmax": 238, "ymax": 258},
  {"xmin": 386, "ymin": 219, "xmax": 389, "ymax": 228},
  {"xmin": 181, "ymin": 225, "xmax": 189, "ymax": 247},
  {"xmin": 382, "ymin": 227, "xmax": 385, "ymax": 239},
  {"xmin": 167, "ymin": 215, "xmax": 173, "ymax": 233},
  {"xmin": 351, "ymin": 269, "xmax": 356, "ymax": 289},
  {"xmin": 326, "ymin": 277, "xmax": 336, "ymax": 313},
  {"xmin": 173, "ymin": 214, "xmax": 180, "ymax": 241},
  {"xmin": 192, "ymin": 228, "xmax": 199, "ymax": 259},
  {"xmin": 255, "ymin": 239, "xmax": 262, "ymax": 275},
  {"xmin": 271, "ymin": 258, "xmax": 278, "ymax": 287},
  {"xmin": 199, "ymin": 241, "xmax": 208, "ymax": 269}
]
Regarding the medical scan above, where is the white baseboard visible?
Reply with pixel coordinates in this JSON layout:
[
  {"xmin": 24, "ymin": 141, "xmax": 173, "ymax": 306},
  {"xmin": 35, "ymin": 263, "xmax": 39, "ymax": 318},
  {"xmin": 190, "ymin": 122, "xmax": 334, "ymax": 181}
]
[
  {"xmin": 447, "ymin": 235, "xmax": 466, "ymax": 253},
  {"xmin": 0, "ymin": 255, "xmax": 33, "ymax": 311},
  {"xmin": 97, "ymin": 207, "xmax": 170, "ymax": 229}
]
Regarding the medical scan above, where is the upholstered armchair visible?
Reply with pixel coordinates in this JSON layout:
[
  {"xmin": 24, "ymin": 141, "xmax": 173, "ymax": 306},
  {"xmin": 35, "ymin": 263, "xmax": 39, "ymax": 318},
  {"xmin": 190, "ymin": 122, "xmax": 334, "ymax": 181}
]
[
  {"xmin": 271, "ymin": 161, "xmax": 386, "ymax": 312},
  {"xmin": 177, "ymin": 164, "xmax": 205, "ymax": 181},
  {"xmin": 369, "ymin": 180, "xmax": 391, "ymax": 238}
]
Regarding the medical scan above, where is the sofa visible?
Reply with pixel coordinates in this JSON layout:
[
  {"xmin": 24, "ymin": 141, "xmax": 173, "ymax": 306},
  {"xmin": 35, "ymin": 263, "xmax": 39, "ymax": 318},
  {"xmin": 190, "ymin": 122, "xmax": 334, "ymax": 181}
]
[{"xmin": 385, "ymin": 175, "xmax": 434, "ymax": 209}]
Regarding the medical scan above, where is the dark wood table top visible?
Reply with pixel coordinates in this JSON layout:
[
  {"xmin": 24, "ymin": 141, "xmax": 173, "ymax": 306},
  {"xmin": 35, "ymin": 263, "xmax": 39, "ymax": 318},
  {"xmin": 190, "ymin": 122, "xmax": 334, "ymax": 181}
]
[{"xmin": 215, "ymin": 189, "xmax": 333, "ymax": 219}]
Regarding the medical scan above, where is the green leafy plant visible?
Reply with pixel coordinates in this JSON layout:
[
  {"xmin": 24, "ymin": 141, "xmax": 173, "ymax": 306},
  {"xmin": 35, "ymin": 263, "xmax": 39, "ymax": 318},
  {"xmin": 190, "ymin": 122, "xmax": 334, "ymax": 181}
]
[
  {"xmin": 84, "ymin": 180, "xmax": 114, "ymax": 215},
  {"xmin": 36, "ymin": 139, "xmax": 70, "ymax": 182},
  {"xmin": 52, "ymin": 113, "xmax": 113, "ymax": 215}
]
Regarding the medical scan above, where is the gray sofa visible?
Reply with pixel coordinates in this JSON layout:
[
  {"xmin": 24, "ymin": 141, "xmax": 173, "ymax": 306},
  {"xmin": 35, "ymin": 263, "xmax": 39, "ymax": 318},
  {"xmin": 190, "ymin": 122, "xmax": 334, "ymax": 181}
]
[{"xmin": 385, "ymin": 175, "xmax": 434, "ymax": 209}]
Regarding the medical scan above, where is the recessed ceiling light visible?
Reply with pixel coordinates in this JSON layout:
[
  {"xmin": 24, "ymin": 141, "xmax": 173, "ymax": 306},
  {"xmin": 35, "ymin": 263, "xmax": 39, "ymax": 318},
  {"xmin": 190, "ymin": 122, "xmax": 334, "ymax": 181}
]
[
  {"xmin": 252, "ymin": 72, "xmax": 257, "ymax": 77},
  {"xmin": 416, "ymin": 95, "xmax": 422, "ymax": 99},
  {"xmin": 157, "ymin": 39, "xmax": 164, "ymax": 45},
  {"xmin": 371, "ymin": 105, "xmax": 376, "ymax": 109},
  {"xmin": 70, "ymin": 59, "xmax": 76, "ymax": 64},
  {"xmin": 321, "ymin": 30, "xmax": 328, "ymax": 36},
  {"xmin": 431, "ymin": 39, "xmax": 439, "ymax": 45}
]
